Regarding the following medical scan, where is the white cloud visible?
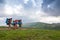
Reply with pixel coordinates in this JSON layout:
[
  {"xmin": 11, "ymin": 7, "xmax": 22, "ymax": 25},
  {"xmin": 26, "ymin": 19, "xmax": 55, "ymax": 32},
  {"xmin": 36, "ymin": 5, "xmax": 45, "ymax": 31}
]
[
  {"xmin": 4, "ymin": 5, "xmax": 14, "ymax": 15},
  {"xmin": 28, "ymin": 9, "xmax": 60, "ymax": 24},
  {"xmin": 39, "ymin": 17, "xmax": 60, "ymax": 24},
  {"xmin": 0, "ymin": 18, "xmax": 4, "ymax": 21},
  {"xmin": 32, "ymin": 0, "xmax": 43, "ymax": 7},
  {"xmin": 14, "ymin": 5, "xmax": 22, "ymax": 14},
  {"xmin": 31, "ymin": 0, "xmax": 36, "ymax": 7},
  {"xmin": 0, "ymin": 17, "xmax": 6, "ymax": 26},
  {"xmin": 4, "ymin": 4, "xmax": 26, "ymax": 16},
  {"xmin": 28, "ymin": 9, "xmax": 47, "ymax": 22},
  {"xmin": 13, "ymin": 5, "xmax": 25, "ymax": 16},
  {"xmin": 24, "ymin": 0, "xmax": 29, "ymax": 4}
]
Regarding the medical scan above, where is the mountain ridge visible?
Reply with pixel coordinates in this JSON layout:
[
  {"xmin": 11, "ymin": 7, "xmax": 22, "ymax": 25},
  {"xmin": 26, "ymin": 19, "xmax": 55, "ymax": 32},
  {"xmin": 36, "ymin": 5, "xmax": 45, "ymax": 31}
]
[{"xmin": 22, "ymin": 22, "xmax": 60, "ymax": 30}]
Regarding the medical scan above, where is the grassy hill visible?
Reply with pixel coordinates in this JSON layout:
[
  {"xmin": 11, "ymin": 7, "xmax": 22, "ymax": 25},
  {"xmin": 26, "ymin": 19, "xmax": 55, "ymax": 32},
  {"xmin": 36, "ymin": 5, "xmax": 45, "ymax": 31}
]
[
  {"xmin": 0, "ymin": 22, "xmax": 60, "ymax": 40},
  {"xmin": 22, "ymin": 22, "xmax": 60, "ymax": 30},
  {"xmin": 0, "ymin": 29, "xmax": 60, "ymax": 40}
]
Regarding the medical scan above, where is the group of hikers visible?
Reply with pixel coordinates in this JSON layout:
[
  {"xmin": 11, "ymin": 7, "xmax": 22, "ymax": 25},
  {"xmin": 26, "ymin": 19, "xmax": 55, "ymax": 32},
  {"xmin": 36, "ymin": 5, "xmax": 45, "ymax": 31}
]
[{"xmin": 5, "ymin": 18, "xmax": 22, "ymax": 29}]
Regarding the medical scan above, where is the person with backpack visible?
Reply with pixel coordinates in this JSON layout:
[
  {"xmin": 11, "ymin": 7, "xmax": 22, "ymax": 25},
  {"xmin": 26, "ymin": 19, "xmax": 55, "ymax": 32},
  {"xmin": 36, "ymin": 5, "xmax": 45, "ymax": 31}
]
[
  {"xmin": 12, "ymin": 20, "xmax": 18, "ymax": 29},
  {"xmin": 18, "ymin": 20, "xmax": 22, "ymax": 28},
  {"xmin": 6, "ymin": 18, "xmax": 12, "ymax": 29}
]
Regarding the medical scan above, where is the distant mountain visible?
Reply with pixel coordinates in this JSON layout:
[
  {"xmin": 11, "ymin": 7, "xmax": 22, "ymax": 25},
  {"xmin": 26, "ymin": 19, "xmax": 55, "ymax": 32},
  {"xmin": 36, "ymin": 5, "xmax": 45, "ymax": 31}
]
[
  {"xmin": 52, "ymin": 23, "xmax": 60, "ymax": 30},
  {"xmin": 22, "ymin": 22, "xmax": 60, "ymax": 30}
]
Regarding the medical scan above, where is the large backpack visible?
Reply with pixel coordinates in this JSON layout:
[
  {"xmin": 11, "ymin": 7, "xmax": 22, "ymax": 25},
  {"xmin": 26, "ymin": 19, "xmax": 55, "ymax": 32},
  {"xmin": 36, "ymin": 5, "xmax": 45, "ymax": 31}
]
[{"xmin": 6, "ymin": 18, "xmax": 9, "ymax": 23}]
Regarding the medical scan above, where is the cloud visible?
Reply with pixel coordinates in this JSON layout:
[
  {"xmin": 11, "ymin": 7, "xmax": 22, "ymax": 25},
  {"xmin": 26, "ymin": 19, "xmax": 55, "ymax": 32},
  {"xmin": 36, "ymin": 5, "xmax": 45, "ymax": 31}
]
[
  {"xmin": 0, "ymin": 0, "xmax": 6, "ymax": 17},
  {"xmin": 13, "ymin": 5, "xmax": 25, "ymax": 16},
  {"xmin": 0, "ymin": 0, "xmax": 60, "ymax": 26},
  {"xmin": 40, "ymin": 16, "xmax": 60, "ymax": 24},
  {"xmin": 42, "ymin": 0, "xmax": 60, "ymax": 16},
  {"xmin": 28, "ymin": 9, "xmax": 60, "ymax": 24},
  {"xmin": 0, "ymin": 17, "xmax": 6, "ymax": 26},
  {"xmin": 4, "ymin": 5, "xmax": 14, "ymax": 15},
  {"xmin": 24, "ymin": 0, "xmax": 29, "ymax": 4},
  {"xmin": 31, "ymin": 0, "xmax": 36, "ymax": 7},
  {"xmin": 0, "ymin": 0, "xmax": 4, "ymax": 4}
]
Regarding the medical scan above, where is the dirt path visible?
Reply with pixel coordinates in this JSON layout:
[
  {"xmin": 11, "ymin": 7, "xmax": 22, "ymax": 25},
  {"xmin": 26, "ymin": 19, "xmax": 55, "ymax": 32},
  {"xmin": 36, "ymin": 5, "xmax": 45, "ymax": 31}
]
[
  {"xmin": 0, "ymin": 27, "xmax": 29, "ymax": 30},
  {"xmin": 0, "ymin": 27, "xmax": 39, "ymax": 30}
]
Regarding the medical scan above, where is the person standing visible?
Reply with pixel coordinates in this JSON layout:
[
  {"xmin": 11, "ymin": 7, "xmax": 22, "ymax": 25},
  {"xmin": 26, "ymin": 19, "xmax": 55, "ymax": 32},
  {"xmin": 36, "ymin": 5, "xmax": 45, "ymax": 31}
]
[
  {"xmin": 12, "ymin": 20, "xmax": 18, "ymax": 29},
  {"xmin": 6, "ymin": 18, "xmax": 12, "ymax": 29},
  {"xmin": 18, "ymin": 20, "xmax": 22, "ymax": 28}
]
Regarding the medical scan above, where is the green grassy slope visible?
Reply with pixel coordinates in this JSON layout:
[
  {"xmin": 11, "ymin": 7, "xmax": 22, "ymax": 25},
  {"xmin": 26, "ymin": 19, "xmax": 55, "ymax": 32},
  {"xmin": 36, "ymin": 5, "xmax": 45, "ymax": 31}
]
[{"xmin": 0, "ymin": 29, "xmax": 60, "ymax": 40}]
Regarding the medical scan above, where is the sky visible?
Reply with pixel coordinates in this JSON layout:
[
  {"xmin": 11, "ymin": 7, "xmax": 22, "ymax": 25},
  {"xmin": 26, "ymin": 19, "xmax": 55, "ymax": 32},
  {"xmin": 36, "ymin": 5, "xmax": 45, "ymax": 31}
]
[{"xmin": 0, "ymin": 0, "xmax": 60, "ymax": 26}]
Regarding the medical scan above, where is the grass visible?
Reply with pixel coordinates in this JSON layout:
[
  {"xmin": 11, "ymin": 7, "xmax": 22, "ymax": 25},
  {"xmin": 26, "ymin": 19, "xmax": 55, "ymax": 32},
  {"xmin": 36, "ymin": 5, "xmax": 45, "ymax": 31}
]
[{"xmin": 0, "ymin": 29, "xmax": 60, "ymax": 40}]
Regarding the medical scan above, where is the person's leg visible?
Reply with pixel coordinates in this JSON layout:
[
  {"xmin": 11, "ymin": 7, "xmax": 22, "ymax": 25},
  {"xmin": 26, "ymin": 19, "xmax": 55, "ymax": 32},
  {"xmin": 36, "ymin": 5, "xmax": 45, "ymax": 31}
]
[
  {"xmin": 14, "ymin": 25, "xmax": 16, "ymax": 29},
  {"xmin": 8, "ymin": 24, "xmax": 11, "ymax": 29},
  {"xmin": 19, "ymin": 24, "xmax": 22, "ymax": 28},
  {"xmin": 12, "ymin": 21, "xmax": 15, "ymax": 29},
  {"xmin": 16, "ymin": 24, "xmax": 18, "ymax": 29},
  {"xmin": 19, "ymin": 24, "xmax": 21, "ymax": 27},
  {"xmin": 13, "ymin": 24, "xmax": 18, "ymax": 30}
]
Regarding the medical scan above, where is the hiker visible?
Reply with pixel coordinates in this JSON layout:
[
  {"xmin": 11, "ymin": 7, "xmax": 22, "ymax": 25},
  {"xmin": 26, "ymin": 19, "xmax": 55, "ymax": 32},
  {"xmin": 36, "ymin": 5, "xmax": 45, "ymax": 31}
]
[
  {"xmin": 18, "ymin": 20, "xmax": 22, "ymax": 28},
  {"xmin": 12, "ymin": 20, "xmax": 18, "ymax": 29},
  {"xmin": 6, "ymin": 18, "xmax": 12, "ymax": 28}
]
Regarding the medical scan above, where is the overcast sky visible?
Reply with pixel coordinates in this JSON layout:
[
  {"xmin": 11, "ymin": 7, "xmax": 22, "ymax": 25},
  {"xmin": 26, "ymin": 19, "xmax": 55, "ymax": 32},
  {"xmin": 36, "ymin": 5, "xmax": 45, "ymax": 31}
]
[{"xmin": 0, "ymin": 0, "xmax": 60, "ymax": 26}]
